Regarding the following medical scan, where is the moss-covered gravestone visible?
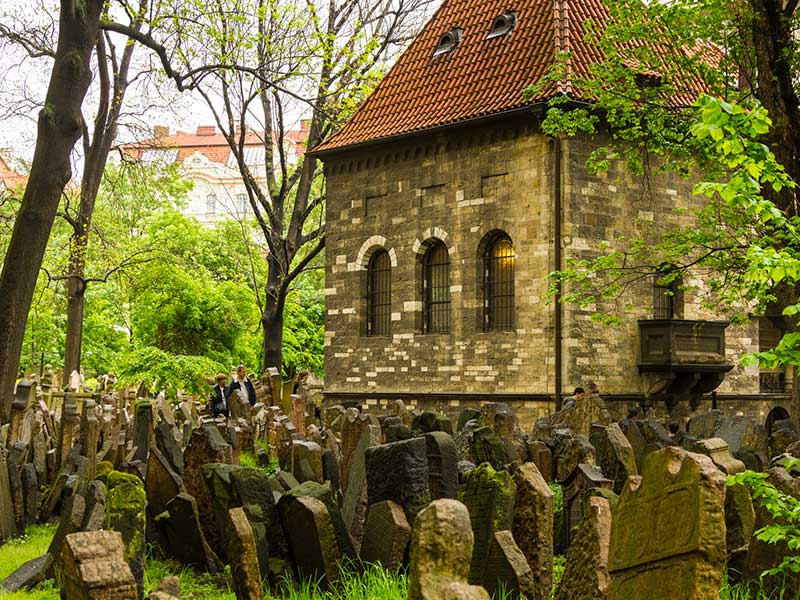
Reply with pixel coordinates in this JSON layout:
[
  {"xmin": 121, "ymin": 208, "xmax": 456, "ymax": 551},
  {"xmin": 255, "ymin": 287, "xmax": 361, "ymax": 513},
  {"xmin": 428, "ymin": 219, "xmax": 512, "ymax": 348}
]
[
  {"xmin": 459, "ymin": 462, "xmax": 516, "ymax": 585},
  {"xmin": 607, "ymin": 447, "xmax": 726, "ymax": 600},
  {"xmin": 408, "ymin": 499, "xmax": 490, "ymax": 600},
  {"xmin": 106, "ymin": 470, "xmax": 146, "ymax": 599}
]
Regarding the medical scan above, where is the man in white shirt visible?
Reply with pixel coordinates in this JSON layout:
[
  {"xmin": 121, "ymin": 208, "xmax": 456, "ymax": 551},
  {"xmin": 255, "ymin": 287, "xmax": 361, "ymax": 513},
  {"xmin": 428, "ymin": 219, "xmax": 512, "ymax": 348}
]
[{"xmin": 227, "ymin": 364, "xmax": 256, "ymax": 407}]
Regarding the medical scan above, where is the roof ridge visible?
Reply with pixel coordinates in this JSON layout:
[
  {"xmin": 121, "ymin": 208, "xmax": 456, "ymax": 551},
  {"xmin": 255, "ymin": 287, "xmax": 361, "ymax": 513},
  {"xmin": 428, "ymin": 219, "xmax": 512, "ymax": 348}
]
[{"xmin": 553, "ymin": 0, "xmax": 572, "ymax": 96}]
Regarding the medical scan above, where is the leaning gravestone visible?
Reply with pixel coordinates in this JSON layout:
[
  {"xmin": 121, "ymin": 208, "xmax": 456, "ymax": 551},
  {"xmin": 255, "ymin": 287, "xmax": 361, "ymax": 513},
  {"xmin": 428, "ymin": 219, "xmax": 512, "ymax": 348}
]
[
  {"xmin": 554, "ymin": 496, "xmax": 612, "ymax": 600},
  {"xmin": 459, "ymin": 462, "xmax": 516, "ymax": 585},
  {"xmin": 408, "ymin": 499, "xmax": 490, "ymax": 600},
  {"xmin": 607, "ymin": 447, "xmax": 726, "ymax": 599},
  {"xmin": 425, "ymin": 432, "xmax": 459, "ymax": 500},
  {"xmin": 360, "ymin": 500, "xmax": 412, "ymax": 570},
  {"xmin": 227, "ymin": 507, "xmax": 263, "ymax": 600},
  {"xmin": 0, "ymin": 453, "xmax": 16, "ymax": 542},
  {"xmin": 483, "ymin": 530, "xmax": 536, "ymax": 599},
  {"xmin": 280, "ymin": 495, "xmax": 341, "ymax": 587},
  {"xmin": 511, "ymin": 462, "xmax": 553, "ymax": 600},
  {"xmin": 590, "ymin": 423, "xmax": 638, "ymax": 495},
  {"xmin": 365, "ymin": 436, "xmax": 432, "ymax": 523},
  {"xmin": 160, "ymin": 493, "xmax": 221, "ymax": 572}
]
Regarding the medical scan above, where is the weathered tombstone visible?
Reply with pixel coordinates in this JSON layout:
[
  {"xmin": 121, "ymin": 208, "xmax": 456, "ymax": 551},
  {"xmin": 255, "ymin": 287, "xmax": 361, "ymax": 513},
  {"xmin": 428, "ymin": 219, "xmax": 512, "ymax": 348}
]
[
  {"xmin": 360, "ymin": 500, "xmax": 412, "ymax": 570},
  {"xmin": 279, "ymin": 481, "xmax": 356, "ymax": 560},
  {"xmin": 155, "ymin": 421, "xmax": 184, "ymax": 475},
  {"xmin": 562, "ymin": 464, "xmax": 612, "ymax": 551},
  {"xmin": 58, "ymin": 392, "xmax": 79, "ymax": 469},
  {"xmin": 459, "ymin": 462, "xmax": 516, "ymax": 585},
  {"xmin": 20, "ymin": 463, "xmax": 38, "ymax": 525},
  {"xmin": 290, "ymin": 439, "xmax": 324, "ymax": 484},
  {"xmin": 607, "ymin": 447, "xmax": 727, "ymax": 599},
  {"xmin": 691, "ymin": 437, "xmax": 746, "ymax": 475},
  {"xmin": 81, "ymin": 480, "xmax": 107, "ymax": 533},
  {"xmin": 471, "ymin": 426, "xmax": 514, "ymax": 470},
  {"xmin": 617, "ymin": 418, "xmax": 647, "ymax": 472},
  {"xmin": 7, "ymin": 448, "xmax": 25, "ymax": 535},
  {"xmin": 340, "ymin": 410, "xmax": 376, "ymax": 491},
  {"xmin": 590, "ymin": 423, "xmax": 638, "ymax": 494},
  {"xmin": 290, "ymin": 394, "xmax": 306, "ymax": 434},
  {"xmin": 553, "ymin": 430, "xmax": 595, "ymax": 482},
  {"xmin": 511, "ymin": 462, "xmax": 553, "ymax": 599},
  {"xmin": 160, "ymin": 493, "xmax": 221, "ymax": 572},
  {"xmin": 280, "ymin": 495, "xmax": 341, "ymax": 587},
  {"xmin": 550, "ymin": 393, "xmax": 613, "ymax": 437},
  {"xmin": 183, "ymin": 425, "xmax": 232, "ymax": 556},
  {"xmin": 457, "ymin": 408, "xmax": 482, "ymax": 432},
  {"xmin": 106, "ymin": 470, "xmax": 147, "ymax": 599},
  {"xmin": 6, "ymin": 380, "xmax": 33, "ymax": 450},
  {"xmin": 0, "ymin": 453, "xmax": 17, "ymax": 542},
  {"xmin": 1, "ymin": 553, "xmax": 54, "ymax": 593},
  {"xmin": 227, "ymin": 507, "xmax": 263, "ymax": 600},
  {"xmin": 365, "ymin": 436, "xmax": 432, "ymax": 523},
  {"xmin": 132, "ymin": 400, "xmax": 153, "ymax": 463},
  {"xmin": 554, "ymin": 496, "xmax": 612, "ymax": 600},
  {"xmin": 60, "ymin": 530, "xmax": 137, "ymax": 599},
  {"xmin": 146, "ymin": 447, "xmax": 184, "ymax": 516},
  {"xmin": 425, "ymin": 431, "xmax": 459, "ymax": 500},
  {"xmin": 48, "ymin": 493, "xmax": 87, "ymax": 567},
  {"xmin": 341, "ymin": 425, "xmax": 379, "ymax": 550},
  {"xmin": 408, "ymin": 499, "xmax": 490, "ymax": 600},
  {"xmin": 80, "ymin": 400, "xmax": 99, "ymax": 480},
  {"xmin": 526, "ymin": 440, "xmax": 553, "ymax": 483},
  {"xmin": 483, "ymin": 530, "xmax": 536, "ymax": 599},
  {"xmin": 232, "ymin": 466, "xmax": 285, "ymax": 569}
]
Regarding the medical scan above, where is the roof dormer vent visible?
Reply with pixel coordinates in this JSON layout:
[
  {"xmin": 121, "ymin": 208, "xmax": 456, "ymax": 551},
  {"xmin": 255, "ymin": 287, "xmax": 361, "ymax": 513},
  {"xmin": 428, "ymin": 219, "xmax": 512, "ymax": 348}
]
[
  {"xmin": 433, "ymin": 28, "xmax": 463, "ymax": 57},
  {"xmin": 487, "ymin": 11, "xmax": 516, "ymax": 39}
]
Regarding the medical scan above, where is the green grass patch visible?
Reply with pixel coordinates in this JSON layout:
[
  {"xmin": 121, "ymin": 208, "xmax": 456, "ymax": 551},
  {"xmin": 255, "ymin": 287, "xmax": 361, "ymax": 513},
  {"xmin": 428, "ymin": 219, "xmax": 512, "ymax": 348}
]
[{"xmin": 0, "ymin": 524, "xmax": 59, "ymax": 600}]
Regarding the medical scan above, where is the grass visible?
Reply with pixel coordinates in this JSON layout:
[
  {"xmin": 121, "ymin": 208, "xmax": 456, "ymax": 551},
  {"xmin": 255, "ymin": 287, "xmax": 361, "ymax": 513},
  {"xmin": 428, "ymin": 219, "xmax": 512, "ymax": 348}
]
[
  {"xmin": 0, "ymin": 524, "xmax": 793, "ymax": 600},
  {"xmin": 0, "ymin": 524, "xmax": 59, "ymax": 600}
]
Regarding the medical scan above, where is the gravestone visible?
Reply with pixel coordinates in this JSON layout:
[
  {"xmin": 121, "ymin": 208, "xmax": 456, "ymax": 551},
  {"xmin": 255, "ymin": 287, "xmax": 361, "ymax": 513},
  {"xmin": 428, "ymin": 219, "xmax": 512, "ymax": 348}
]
[
  {"xmin": 459, "ymin": 462, "xmax": 516, "ymax": 585},
  {"xmin": 155, "ymin": 422, "xmax": 184, "ymax": 475},
  {"xmin": 691, "ymin": 438, "xmax": 746, "ymax": 475},
  {"xmin": 408, "ymin": 499, "xmax": 490, "ymax": 600},
  {"xmin": 511, "ymin": 462, "xmax": 553, "ymax": 600},
  {"xmin": 160, "ymin": 493, "xmax": 221, "ymax": 572},
  {"xmin": 553, "ymin": 430, "xmax": 595, "ymax": 482},
  {"xmin": 425, "ymin": 432, "xmax": 459, "ymax": 500},
  {"xmin": 360, "ymin": 500, "xmax": 412, "ymax": 570},
  {"xmin": 280, "ymin": 495, "xmax": 341, "ymax": 587},
  {"xmin": 58, "ymin": 393, "xmax": 79, "ymax": 469},
  {"xmin": 60, "ymin": 530, "xmax": 137, "ymax": 600},
  {"xmin": 183, "ymin": 425, "xmax": 232, "ymax": 557},
  {"xmin": 554, "ymin": 496, "xmax": 612, "ymax": 600},
  {"xmin": 0, "ymin": 454, "xmax": 17, "ymax": 542},
  {"xmin": 590, "ymin": 423, "xmax": 638, "ymax": 494},
  {"xmin": 1, "ymin": 553, "xmax": 54, "ymax": 593},
  {"xmin": 365, "ymin": 436, "xmax": 432, "ymax": 523},
  {"xmin": 106, "ymin": 471, "xmax": 147, "ymax": 599},
  {"xmin": 550, "ymin": 393, "xmax": 613, "ymax": 437},
  {"xmin": 526, "ymin": 440, "xmax": 553, "ymax": 483},
  {"xmin": 132, "ymin": 400, "xmax": 154, "ymax": 463},
  {"xmin": 471, "ymin": 426, "xmax": 514, "ymax": 470},
  {"xmin": 227, "ymin": 507, "xmax": 263, "ymax": 600},
  {"xmin": 617, "ymin": 418, "xmax": 647, "ymax": 471},
  {"xmin": 231, "ymin": 466, "xmax": 285, "ymax": 570},
  {"xmin": 145, "ymin": 447, "xmax": 184, "ymax": 516},
  {"xmin": 340, "ymin": 410, "xmax": 376, "ymax": 491},
  {"xmin": 341, "ymin": 425, "xmax": 379, "ymax": 551},
  {"xmin": 562, "ymin": 464, "xmax": 612, "ymax": 551},
  {"xmin": 483, "ymin": 530, "xmax": 536, "ymax": 599},
  {"xmin": 290, "ymin": 439, "xmax": 324, "ymax": 484},
  {"xmin": 21, "ymin": 463, "xmax": 38, "ymax": 525},
  {"xmin": 607, "ymin": 447, "xmax": 727, "ymax": 599}
]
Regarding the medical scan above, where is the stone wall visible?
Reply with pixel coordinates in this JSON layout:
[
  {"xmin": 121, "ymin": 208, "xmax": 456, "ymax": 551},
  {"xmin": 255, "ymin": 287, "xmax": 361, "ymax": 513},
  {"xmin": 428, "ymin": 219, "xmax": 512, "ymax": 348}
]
[
  {"xmin": 322, "ymin": 115, "xmax": 763, "ymax": 406},
  {"xmin": 324, "ymin": 116, "xmax": 557, "ymax": 398}
]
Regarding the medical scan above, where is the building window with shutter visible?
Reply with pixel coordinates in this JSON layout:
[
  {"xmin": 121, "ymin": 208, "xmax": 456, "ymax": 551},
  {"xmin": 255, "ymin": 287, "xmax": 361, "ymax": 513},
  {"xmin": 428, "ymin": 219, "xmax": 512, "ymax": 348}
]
[
  {"xmin": 366, "ymin": 250, "xmax": 391, "ymax": 336},
  {"xmin": 484, "ymin": 233, "xmax": 515, "ymax": 330},
  {"xmin": 422, "ymin": 241, "xmax": 450, "ymax": 333}
]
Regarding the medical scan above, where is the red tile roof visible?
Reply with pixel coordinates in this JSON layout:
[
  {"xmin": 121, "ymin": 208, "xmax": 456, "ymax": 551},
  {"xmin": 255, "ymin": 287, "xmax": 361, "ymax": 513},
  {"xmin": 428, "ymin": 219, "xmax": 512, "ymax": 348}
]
[
  {"xmin": 0, "ymin": 155, "xmax": 26, "ymax": 189},
  {"xmin": 314, "ymin": 0, "xmax": 713, "ymax": 154},
  {"xmin": 122, "ymin": 124, "xmax": 309, "ymax": 165}
]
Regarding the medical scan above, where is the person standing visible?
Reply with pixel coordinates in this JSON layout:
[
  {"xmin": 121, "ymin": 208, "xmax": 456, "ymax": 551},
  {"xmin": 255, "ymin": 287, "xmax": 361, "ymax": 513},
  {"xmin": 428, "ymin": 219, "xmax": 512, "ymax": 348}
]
[
  {"xmin": 209, "ymin": 373, "xmax": 230, "ymax": 417},
  {"xmin": 227, "ymin": 365, "xmax": 256, "ymax": 407}
]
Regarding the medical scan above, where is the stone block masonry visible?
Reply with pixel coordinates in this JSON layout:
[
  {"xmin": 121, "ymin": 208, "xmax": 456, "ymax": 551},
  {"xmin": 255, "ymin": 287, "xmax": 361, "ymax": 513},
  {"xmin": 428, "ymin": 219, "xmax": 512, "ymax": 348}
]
[{"xmin": 323, "ymin": 115, "xmax": 761, "ymax": 406}]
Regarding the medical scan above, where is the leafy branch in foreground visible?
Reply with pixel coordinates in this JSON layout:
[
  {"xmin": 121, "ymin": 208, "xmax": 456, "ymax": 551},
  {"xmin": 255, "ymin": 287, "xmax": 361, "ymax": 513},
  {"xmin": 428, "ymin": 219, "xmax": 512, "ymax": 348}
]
[{"xmin": 728, "ymin": 460, "xmax": 800, "ymax": 581}]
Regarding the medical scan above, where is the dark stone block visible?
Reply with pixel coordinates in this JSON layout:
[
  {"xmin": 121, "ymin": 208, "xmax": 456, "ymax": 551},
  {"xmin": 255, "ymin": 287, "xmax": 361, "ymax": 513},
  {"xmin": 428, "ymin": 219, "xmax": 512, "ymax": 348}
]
[{"xmin": 365, "ymin": 437, "xmax": 431, "ymax": 523}]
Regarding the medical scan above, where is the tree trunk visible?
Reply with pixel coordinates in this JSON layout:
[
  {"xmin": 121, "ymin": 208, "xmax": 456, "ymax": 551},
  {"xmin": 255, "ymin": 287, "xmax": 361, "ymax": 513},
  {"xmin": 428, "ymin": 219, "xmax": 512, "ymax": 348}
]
[
  {"xmin": 0, "ymin": 0, "xmax": 103, "ymax": 421},
  {"xmin": 63, "ymin": 272, "xmax": 86, "ymax": 377},
  {"xmin": 261, "ymin": 258, "xmax": 286, "ymax": 375}
]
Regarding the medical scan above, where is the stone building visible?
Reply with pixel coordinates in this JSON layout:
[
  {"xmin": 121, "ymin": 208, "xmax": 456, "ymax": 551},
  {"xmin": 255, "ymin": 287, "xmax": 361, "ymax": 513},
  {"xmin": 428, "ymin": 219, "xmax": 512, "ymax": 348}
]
[{"xmin": 314, "ymin": 0, "xmax": 794, "ymax": 426}]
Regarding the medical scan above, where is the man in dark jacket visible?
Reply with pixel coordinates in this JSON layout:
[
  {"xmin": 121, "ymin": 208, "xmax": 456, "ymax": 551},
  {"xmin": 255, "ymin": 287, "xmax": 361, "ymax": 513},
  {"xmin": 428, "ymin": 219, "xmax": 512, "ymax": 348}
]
[
  {"xmin": 227, "ymin": 364, "xmax": 256, "ymax": 407},
  {"xmin": 209, "ymin": 373, "xmax": 229, "ymax": 417}
]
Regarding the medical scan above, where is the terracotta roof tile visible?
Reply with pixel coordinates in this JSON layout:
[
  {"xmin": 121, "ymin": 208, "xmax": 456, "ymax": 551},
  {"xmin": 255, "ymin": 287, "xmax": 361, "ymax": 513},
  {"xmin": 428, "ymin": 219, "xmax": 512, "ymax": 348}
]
[
  {"xmin": 314, "ymin": 0, "xmax": 712, "ymax": 154},
  {"xmin": 0, "ymin": 156, "xmax": 26, "ymax": 189}
]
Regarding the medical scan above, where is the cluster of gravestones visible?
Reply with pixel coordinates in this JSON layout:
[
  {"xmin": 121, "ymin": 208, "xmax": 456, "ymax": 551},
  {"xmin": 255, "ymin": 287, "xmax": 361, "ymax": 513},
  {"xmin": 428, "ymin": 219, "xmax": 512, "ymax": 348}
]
[{"xmin": 1, "ymin": 370, "xmax": 799, "ymax": 600}]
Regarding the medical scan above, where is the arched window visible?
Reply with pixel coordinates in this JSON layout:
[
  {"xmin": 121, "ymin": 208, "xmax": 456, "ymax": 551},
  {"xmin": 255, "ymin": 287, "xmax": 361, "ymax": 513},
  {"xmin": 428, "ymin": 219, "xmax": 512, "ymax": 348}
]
[
  {"xmin": 484, "ymin": 233, "xmax": 515, "ymax": 330},
  {"xmin": 423, "ymin": 241, "xmax": 450, "ymax": 333},
  {"xmin": 366, "ymin": 250, "xmax": 391, "ymax": 336},
  {"xmin": 653, "ymin": 269, "xmax": 681, "ymax": 319},
  {"xmin": 206, "ymin": 193, "xmax": 217, "ymax": 214}
]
